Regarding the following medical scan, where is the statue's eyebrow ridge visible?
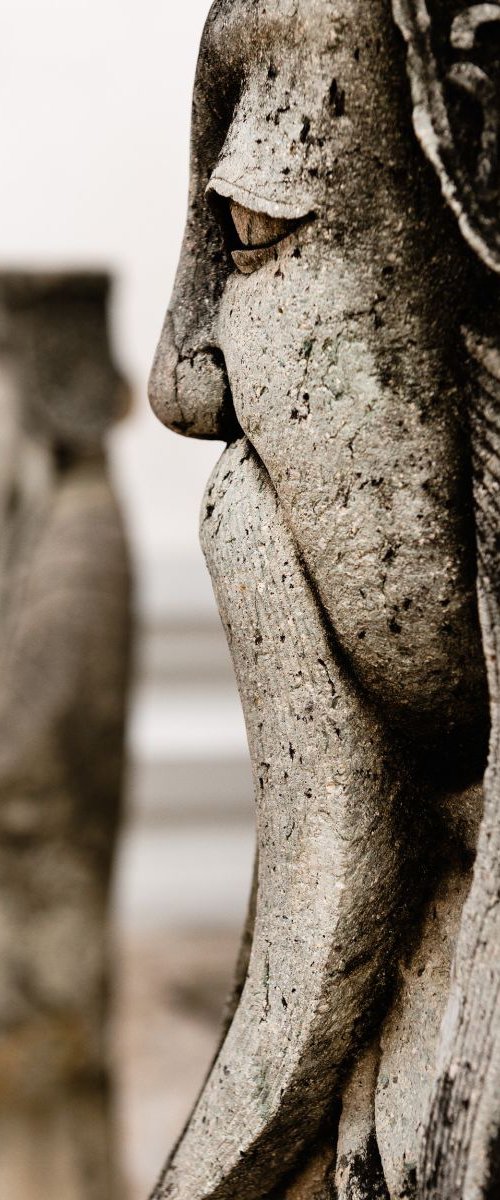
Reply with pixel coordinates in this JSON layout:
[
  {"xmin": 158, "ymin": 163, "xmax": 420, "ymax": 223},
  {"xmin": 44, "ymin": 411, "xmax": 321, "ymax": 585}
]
[{"xmin": 206, "ymin": 174, "xmax": 315, "ymax": 220}]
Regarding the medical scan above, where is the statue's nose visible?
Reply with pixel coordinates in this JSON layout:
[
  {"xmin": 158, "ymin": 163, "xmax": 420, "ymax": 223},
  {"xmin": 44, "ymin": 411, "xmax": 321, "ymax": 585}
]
[
  {"xmin": 149, "ymin": 309, "xmax": 236, "ymax": 441},
  {"xmin": 148, "ymin": 310, "xmax": 182, "ymax": 429}
]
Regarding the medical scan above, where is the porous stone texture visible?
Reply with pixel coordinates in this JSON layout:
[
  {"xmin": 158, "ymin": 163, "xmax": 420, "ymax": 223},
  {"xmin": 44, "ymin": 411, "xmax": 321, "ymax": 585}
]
[
  {"xmin": 149, "ymin": 1, "xmax": 500, "ymax": 1197},
  {"xmin": 335, "ymin": 1045, "xmax": 388, "ymax": 1199},
  {"xmin": 0, "ymin": 273, "xmax": 130, "ymax": 1200},
  {"xmin": 375, "ymin": 841, "xmax": 476, "ymax": 1199}
]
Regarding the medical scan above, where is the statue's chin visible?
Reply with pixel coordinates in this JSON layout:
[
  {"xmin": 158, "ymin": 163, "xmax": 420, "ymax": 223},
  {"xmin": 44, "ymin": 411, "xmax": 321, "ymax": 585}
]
[{"xmin": 203, "ymin": 432, "xmax": 487, "ymax": 764}]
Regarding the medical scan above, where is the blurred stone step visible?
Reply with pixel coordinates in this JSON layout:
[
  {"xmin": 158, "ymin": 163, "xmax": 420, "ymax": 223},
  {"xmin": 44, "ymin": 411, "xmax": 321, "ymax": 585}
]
[
  {"xmin": 114, "ymin": 822, "xmax": 255, "ymax": 933},
  {"xmin": 137, "ymin": 620, "xmax": 236, "ymax": 686},
  {"xmin": 127, "ymin": 756, "xmax": 253, "ymax": 823},
  {"xmin": 128, "ymin": 682, "xmax": 248, "ymax": 762},
  {"xmin": 127, "ymin": 677, "xmax": 253, "ymax": 822}
]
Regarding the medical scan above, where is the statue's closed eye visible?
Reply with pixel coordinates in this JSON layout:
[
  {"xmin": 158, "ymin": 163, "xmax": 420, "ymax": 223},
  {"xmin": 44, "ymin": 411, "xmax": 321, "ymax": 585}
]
[{"xmin": 215, "ymin": 198, "xmax": 307, "ymax": 274}]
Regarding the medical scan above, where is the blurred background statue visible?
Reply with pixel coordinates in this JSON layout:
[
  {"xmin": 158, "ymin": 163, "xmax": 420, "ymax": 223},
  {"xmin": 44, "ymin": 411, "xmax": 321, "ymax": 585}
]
[
  {"xmin": 0, "ymin": 272, "xmax": 131, "ymax": 1200},
  {"xmin": 149, "ymin": 2, "xmax": 500, "ymax": 1198}
]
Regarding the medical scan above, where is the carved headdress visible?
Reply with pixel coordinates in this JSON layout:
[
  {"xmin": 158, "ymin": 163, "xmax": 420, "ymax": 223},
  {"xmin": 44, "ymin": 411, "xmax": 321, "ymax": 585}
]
[{"xmin": 393, "ymin": 1, "xmax": 500, "ymax": 269}]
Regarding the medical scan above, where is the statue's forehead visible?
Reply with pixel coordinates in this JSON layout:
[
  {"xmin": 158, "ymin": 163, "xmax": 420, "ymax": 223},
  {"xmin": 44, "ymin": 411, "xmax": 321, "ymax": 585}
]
[{"xmin": 201, "ymin": 0, "xmax": 347, "ymax": 65}]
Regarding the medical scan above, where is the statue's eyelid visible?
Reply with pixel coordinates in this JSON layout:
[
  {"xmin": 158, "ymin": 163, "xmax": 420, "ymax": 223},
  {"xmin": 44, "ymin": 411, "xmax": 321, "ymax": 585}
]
[
  {"xmin": 207, "ymin": 185, "xmax": 315, "ymax": 251},
  {"xmin": 205, "ymin": 177, "xmax": 316, "ymax": 275},
  {"xmin": 205, "ymin": 175, "xmax": 315, "ymax": 224}
]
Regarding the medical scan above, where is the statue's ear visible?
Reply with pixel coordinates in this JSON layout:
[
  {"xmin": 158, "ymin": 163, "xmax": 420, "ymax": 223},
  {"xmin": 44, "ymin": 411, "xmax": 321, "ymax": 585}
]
[{"xmin": 392, "ymin": 1, "xmax": 500, "ymax": 273}]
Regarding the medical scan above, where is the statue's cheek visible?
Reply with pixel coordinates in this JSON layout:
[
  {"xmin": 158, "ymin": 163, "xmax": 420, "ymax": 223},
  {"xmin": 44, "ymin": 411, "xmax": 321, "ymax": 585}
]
[{"xmin": 218, "ymin": 261, "xmax": 335, "ymax": 445}]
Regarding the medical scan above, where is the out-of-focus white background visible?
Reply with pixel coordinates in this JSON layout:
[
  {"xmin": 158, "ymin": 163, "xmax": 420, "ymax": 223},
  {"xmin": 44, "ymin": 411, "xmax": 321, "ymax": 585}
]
[{"xmin": 0, "ymin": 5, "xmax": 254, "ymax": 1195}]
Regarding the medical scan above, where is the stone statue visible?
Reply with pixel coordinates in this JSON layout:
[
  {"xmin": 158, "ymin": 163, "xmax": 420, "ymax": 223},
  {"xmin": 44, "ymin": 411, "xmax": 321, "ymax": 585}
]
[
  {"xmin": 0, "ymin": 273, "xmax": 130, "ymax": 1200},
  {"xmin": 149, "ymin": 3, "xmax": 500, "ymax": 1197}
]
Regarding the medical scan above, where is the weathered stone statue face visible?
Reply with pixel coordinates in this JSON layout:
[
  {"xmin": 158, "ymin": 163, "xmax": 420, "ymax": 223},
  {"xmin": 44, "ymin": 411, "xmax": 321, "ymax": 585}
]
[
  {"xmin": 150, "ymin": 3, "xmax": 500, "ymax": 1199},
  {"xmin": 151, "ymin": 0, "xmax": 486, "ymax": 740}
]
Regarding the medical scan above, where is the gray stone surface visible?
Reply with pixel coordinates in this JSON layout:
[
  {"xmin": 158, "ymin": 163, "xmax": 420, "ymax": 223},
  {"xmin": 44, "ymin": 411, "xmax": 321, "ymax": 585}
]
[{"xmin": 149, "ymin": 2, "xmax": 500, "ymax": 1197}]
